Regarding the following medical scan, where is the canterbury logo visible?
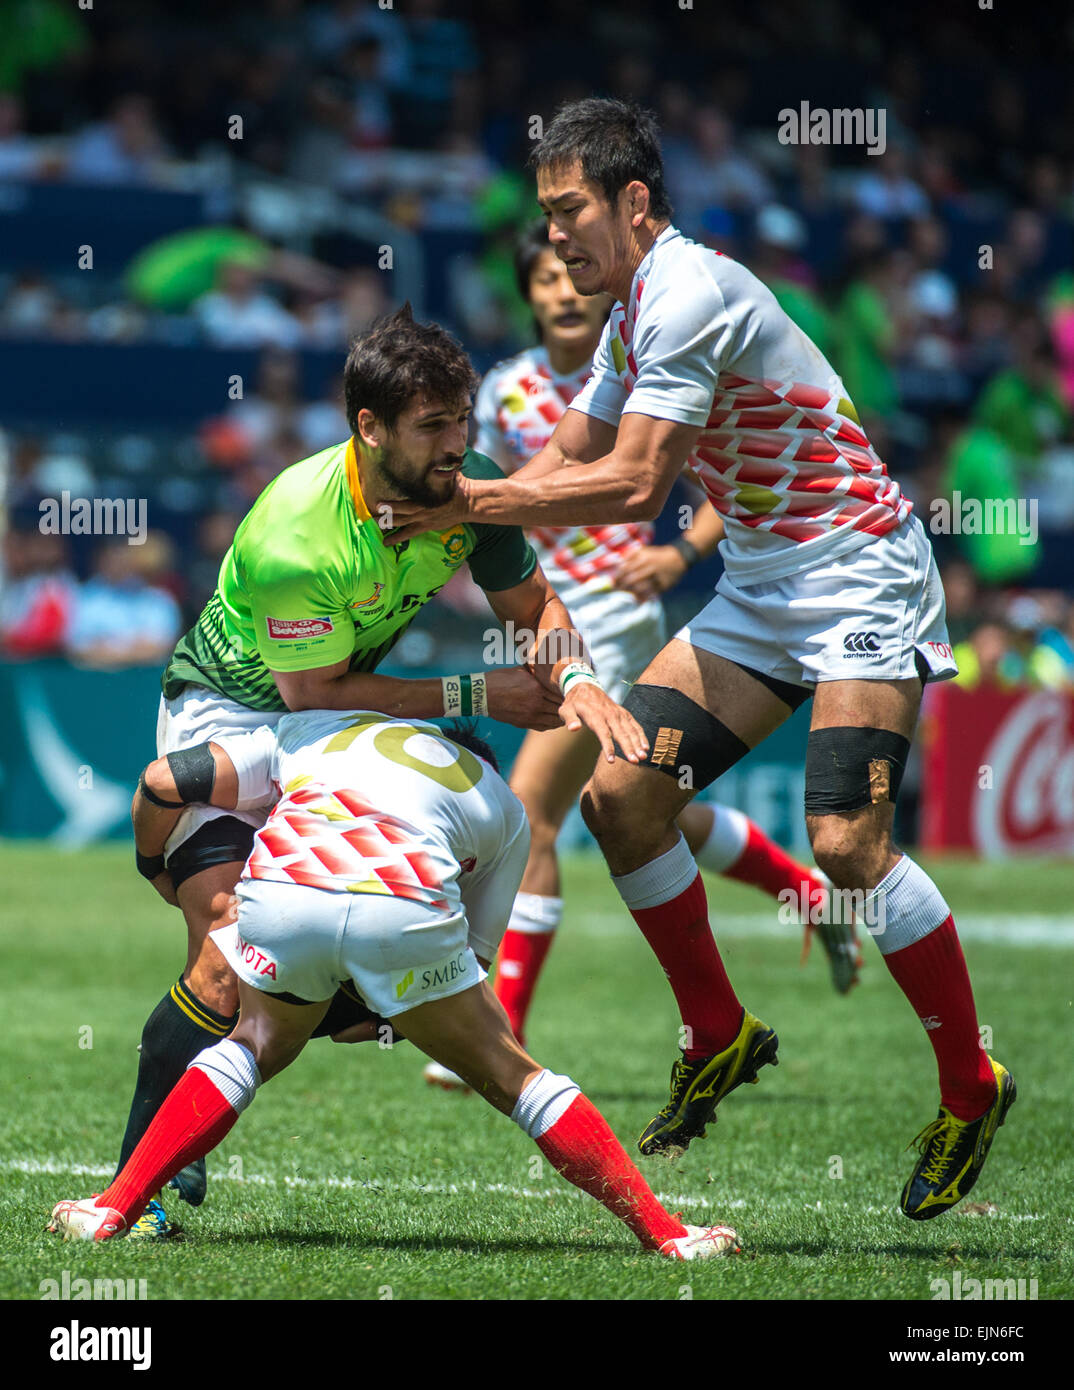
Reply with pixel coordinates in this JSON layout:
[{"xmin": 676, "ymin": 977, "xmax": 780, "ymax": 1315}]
[
  {"xmin": 921, "ymin": 1015, "xmax": 942, "ymax": 1030},
  {"xmin": 651, "ymin": 727, "xmax": 684, "ymax": 767},
  {"xmin": 843, "ymin": 631, "xmax": 882, "ymax": 654}
]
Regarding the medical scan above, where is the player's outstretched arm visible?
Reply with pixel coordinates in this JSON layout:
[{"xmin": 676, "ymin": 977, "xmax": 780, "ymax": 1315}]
[
  {"xmin": 385, "ymin": 412, "xmax": 701, "ymax": 542},
  {"xmin": 508, "ymin": 405, "xmax": 617, "ymax": 482}
]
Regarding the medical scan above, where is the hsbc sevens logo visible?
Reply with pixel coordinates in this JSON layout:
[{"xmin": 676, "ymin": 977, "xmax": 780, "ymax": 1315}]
[{"xmin": 843, "ymin": 631, "xmax": 882, "ymax": 655}]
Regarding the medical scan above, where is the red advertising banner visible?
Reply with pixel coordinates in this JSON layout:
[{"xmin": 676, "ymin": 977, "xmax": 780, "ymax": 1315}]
[{"xmin": 921, "ymin": 683, "xmax": 1074, "ymax": 856}]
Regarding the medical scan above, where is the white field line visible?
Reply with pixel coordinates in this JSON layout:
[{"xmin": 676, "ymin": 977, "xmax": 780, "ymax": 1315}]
[
  {"xmin": 575, "ymin": 911, "xmax": 1074, "ymax": 946},
  {"xmin": 5, "ymin": 1158, "xmax": 1054, "ymax": 1224}
]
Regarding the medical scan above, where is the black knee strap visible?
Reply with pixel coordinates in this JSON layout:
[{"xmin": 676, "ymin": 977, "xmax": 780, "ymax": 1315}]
[
  {"xmin": 166, "ymin": 816, "xmax": 255, "ymax": 889},
  {"xmin": 166, "ymin": 743, "xmax": 217, "ymax": 804},
  {"xmin": 805, "ymin": 726, "xmax": 911, "ymax": 815},
  {"xmin": 616, "ymin": 684, "xmax": 750, "ymax": 791}
]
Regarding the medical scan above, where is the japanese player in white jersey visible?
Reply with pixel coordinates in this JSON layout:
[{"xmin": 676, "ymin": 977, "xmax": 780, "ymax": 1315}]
[
  {"xmin": 384, "ymin": 99, "xmax": 1015, "ymax": 1221},
  {"xmin": 424, "ymin": 224, "xmax": 857, "ymax": 1091},
  {"xmin": 49, "ymin": 712, "xmax": 739, "ymax": 1262}
]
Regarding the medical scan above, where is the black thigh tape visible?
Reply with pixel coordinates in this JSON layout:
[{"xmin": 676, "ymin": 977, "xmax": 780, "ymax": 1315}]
[
  {"xmin": 804, "ymin": 725, "xmax": 911, "ymax": 815},
  {"xmin": 615, "ymin": 684, "xmax": 750, "ymax": 791},
  {"xmin": 167, "ymin": 816, "xmax": 255, "ymax": 890},
  {"xmin": 166, "ymin": 742, "xmax": 217, "ymax": 806}
]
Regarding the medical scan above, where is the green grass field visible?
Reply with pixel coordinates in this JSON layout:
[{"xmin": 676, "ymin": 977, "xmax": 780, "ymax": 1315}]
[{"xmin": 1, "ymin": 845, "xmax": 1070, "ymax": 1301}]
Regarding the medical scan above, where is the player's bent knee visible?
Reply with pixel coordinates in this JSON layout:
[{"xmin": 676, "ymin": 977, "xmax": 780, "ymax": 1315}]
[{"xmin": 618, "ymin": 684, "xmax": 750, "ymax": 791}]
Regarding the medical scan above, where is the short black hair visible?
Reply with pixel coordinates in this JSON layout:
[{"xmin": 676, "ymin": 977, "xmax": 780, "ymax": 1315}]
[
  {"xmin": 444, "ymin": 719, "xmax": 500, "ymax": 774},
  {"xmin": 343, "ymin": 303, "xmax": 478, "ymax": 435},
  {"xmin": 513, "ymin": 219, "xmax": 554, "ymax": 303},
  {"xmin": 530, "ymin": 97, "xmax": 672, "ymax": 221}
]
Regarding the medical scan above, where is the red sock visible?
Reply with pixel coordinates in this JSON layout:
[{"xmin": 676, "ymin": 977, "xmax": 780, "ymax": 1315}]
[
  {"xmin": 881, "ymin": 916, "xmax": 996, "ymax": 1121},
  {"xmin": 630, "ymin": 872, "xmax": 742, "ymax": 1058},
  {"xmin": 536, "ymin": 1094, "xmax": 687, "ymax": 1250},
  {"xmin": 494, "ymin": 929, "xmax": 555, "ymax": 1043},
  {"xmin": 97, "ymin": 1068, "xmax": 240, "ymax": 1226},
  {"xmin": 726, "ymin": 819, "xmax": 824, "ymax": 905}
]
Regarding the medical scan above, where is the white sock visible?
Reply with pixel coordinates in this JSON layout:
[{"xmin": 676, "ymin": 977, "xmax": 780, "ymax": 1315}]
[
  {"xmin": 863, "ymin": 855, "xmax": 951, "ymax": 955},
  {"xmin": 692, "ymin": 803, "xmax": 750, "ymax": 874},
  {"xmin": 508, "ymin": 891, "xmax": 563, "ymax": 935},
  {"xmin": 511, "ymin": 1069, "xmax": 580, "ymax": 1140},
  {"xmin": 189, "ymin": 1039, "xmax": 261, "ymax": 1113},
  {"xmin": 612, "ymin": 834, "xmax": 697, "ymax": 911},
  {"xmin": 498, "ymin": 893, "xmax": 563, "ymax": 979}
]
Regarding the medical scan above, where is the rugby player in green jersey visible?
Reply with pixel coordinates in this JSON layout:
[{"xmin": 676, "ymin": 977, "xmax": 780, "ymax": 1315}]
[{"xmin": 120, "ymin": 305, "xmax": 646, "ymax": 1236}]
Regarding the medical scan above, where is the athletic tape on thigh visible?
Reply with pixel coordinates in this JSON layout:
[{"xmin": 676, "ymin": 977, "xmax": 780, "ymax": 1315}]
[
  {"xmin": 804, "ymin": 726, "xmax": 911, "ymax": 815},
  {"xmin": 616, "ymin": 684, "xmax": 750, "ymax": 791},
  {"xmin": 166, "ymin": 816, "xmax": 256, "ymax": 889}
]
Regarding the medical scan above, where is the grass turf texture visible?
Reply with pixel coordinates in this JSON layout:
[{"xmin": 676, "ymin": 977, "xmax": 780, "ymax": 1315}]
[{"xmin": 1, "ymin": 844, "xmax": 1069, "ymax": 1301}]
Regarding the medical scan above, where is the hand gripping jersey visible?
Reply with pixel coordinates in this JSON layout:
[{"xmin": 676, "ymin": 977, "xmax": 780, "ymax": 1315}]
[
  {"xmin": 571, "ymin": 226, "xmax": 911, "ymax": 586},
  {"xmin": 474, "ymin": 345, "xmax": 653, "ymax": 605},
  {"xmin": 163, "ymin": 441, "xmax": 536, "ymax": 711},
  {"xmin": 218, "ymin": 708, "xmax": 530, "ymax": 942}
]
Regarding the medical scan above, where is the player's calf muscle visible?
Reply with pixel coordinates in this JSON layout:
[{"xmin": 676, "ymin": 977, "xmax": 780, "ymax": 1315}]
[{"xmin": 177, "ymin": 869, "xmax": 243, "ymax": 1014}]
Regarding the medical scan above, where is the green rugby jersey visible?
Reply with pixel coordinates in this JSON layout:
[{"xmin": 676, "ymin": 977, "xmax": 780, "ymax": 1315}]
[{"xmin": 163, "ymin": 440, "xmax": 536, "ymax": 711}]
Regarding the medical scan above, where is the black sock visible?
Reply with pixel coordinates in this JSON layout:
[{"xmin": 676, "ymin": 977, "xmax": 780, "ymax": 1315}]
[{"xmin": 116, "ymin": 977, "xmax": 237, "ymax": 1172}]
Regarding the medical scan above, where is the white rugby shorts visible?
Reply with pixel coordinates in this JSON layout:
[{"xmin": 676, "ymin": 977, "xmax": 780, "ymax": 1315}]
[
  {"xmin": 213, "ymin": 878, "xmax": 485, "ymax": 1018},
  {"xmin": 675, "ymin": 517, "xmax": 958, "ymax": 689}
]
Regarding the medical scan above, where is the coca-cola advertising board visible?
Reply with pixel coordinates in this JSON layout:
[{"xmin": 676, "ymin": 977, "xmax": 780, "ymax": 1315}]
[{"xmin": 921, "ymin": 683, "xmax": 1074, "ymax": 856}]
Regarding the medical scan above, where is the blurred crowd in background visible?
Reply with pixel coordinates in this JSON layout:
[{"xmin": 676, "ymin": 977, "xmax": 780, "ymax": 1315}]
[{"xmin": 0, "ymin": 0, "xmax": 1072, "ymax": 679}]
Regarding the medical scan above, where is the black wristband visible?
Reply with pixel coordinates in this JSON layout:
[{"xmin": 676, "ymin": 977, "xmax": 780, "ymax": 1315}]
[
  {"xmin": 136, "ymin": 850, "xmax": 167, "ymax": 880},
  {"xmin": 673, "ymin": 535, "xmax": 701, "ymax": 568},
  {"xmin": 138, "ymin": 771, "xmax": 185, "ymax": 810}
]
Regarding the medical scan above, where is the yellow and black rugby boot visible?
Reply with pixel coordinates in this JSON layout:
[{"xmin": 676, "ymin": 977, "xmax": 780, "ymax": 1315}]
[
  {"xmin": 127, "ymin": 1197, "xmax": 182, "ymax": 1241},
  {"xmin": 900, "ymin": 1059, "xmax": 1016, "ymax": 1220},
  {"xmin": 638, "ymin": 1009, "xmax": 779, "ymax": 1157}
]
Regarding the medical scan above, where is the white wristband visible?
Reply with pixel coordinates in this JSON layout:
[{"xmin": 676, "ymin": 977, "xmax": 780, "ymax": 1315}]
[
  {"xmin": 469, "ymin": 671, "xmax": 489, "ymax": 717},
  {"xmin": 442, "ymin": 675, "xmax": 464, "ymax": 717},
  {"xmin": 558, "ymin": 661, "xmax": 601, "ymax": 695},
  {"xmin": 443, "ymin": 673, "xmax": 488, "ymax": 717}
]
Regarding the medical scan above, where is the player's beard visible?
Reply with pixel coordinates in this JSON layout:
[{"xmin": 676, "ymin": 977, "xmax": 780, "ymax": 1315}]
[{"xmin": 376, "ymin": 440, "xmax": 463, "ymax": 508}]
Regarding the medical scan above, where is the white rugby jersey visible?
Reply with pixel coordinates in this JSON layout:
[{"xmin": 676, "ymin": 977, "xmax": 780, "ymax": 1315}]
[
  {"xmin": 215, "ymin": 710, "xmax": 529, "ymax": 936},
  {"xmin": 474, "ymin": 344, "xmax": 653, "ymax": 602},
  {"xmin": 571, "ymin": 226, "xmax": 911, "ymax": 584}
]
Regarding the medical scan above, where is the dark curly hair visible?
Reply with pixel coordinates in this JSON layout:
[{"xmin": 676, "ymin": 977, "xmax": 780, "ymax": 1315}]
[{"xmin": 343, "ymin": 303, "xmax": 479, "ymax": 434}]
